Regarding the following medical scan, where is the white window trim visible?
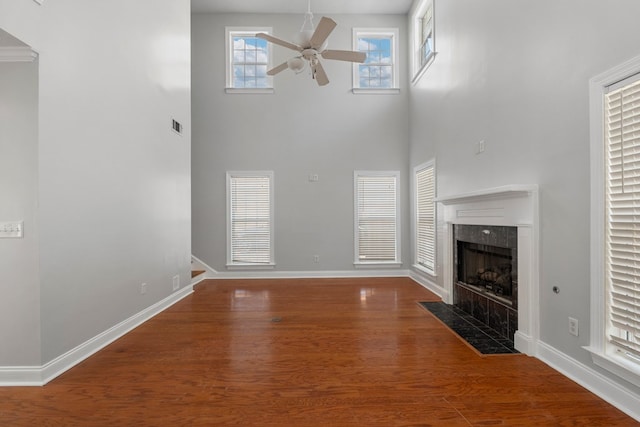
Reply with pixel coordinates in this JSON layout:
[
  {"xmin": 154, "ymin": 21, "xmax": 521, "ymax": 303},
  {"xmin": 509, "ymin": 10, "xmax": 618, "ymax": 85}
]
[
  {"xmin": 225, "ymin": 27, "xmax": 274, "ymax": 94},
  {"xmin": 587, "ymin": 53, "xmax": 640, "ymax": 388},
  {"xmin": 352, "ymin": 28, "xmax": 400, "ymax": 95},
  {"xmin": 412, "ymin": 160, "xmax": 437, "ymax": 277},
  {"xmin": 226, "ymin": 171, "xmax": 275, "ymax": 269},
  {"xmin": 353, "ymin": 170, "xmax": 402, "ymax": 267},
  {"xmin": 409, "ymin": 0, "xmax": 436, "ymax": 84}
]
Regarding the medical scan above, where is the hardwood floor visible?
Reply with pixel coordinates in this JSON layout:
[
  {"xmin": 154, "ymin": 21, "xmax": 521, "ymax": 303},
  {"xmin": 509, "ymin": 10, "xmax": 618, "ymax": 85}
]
[{"xmin": 0, "ymin": 278, "xmax": 637, "ymax": 426}]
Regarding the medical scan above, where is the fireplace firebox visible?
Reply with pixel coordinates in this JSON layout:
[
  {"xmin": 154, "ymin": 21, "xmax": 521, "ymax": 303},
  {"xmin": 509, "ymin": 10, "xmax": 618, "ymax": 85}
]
[{"xmin": 454, "ymin": 225, "xmax": 518, "ymax": 342}]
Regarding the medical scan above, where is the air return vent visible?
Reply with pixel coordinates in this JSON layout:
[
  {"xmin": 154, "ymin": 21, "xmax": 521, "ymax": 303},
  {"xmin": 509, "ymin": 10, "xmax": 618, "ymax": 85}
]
[{"xmin": 172, "ymin": 118, "xmax": 182, "ymax": 135}]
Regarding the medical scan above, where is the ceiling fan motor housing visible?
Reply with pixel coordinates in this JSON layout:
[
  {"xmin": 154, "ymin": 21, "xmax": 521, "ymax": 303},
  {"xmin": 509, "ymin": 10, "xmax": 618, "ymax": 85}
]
[{"xmin": 294, "ymin": 30, "xmax": 327, "ymax": 51}]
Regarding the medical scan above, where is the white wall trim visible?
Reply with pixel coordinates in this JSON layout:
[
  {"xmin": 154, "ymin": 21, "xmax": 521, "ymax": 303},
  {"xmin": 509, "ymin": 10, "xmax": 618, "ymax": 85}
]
[
  {"xmin": 207, "ymin": 269, "xmax": 412, "ymax": 280},
  {"xmin": 409, "ymin": 268, "xmax": 446, "ymax": 300},
  {"xmin": 537, "ymin": 341, "xmax": 640, "ymax": 423},
  {"xmin": 0, "ymin": 285, "xmax": 194, "ymax": 386},
  {"xmin": 191, "ymin": 254, "xmax": 218, "ymax": 277},
  {"xmin": 0, "ymin": 46, "xmax": 38, "ymax": 62}
]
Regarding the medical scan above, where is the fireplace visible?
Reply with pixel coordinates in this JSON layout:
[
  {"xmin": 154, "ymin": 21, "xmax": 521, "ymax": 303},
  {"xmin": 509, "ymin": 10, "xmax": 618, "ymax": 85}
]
[
  {"xmin": 435, "ymin": 185, "xmax": 539, "ymax": 355},
  {"xmin": 454, "ymin": 224, "xmax": 518, "ymax": 342}
]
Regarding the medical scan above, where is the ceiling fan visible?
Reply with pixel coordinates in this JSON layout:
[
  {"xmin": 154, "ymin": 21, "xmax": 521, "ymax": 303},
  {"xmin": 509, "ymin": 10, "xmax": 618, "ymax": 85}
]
[{"xmin": 255, "ymin": 2, "xmax": 366, "ymax": 86}]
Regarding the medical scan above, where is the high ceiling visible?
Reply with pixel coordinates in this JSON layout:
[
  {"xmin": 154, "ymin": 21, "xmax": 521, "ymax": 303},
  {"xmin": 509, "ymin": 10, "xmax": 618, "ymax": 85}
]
[{"xmin": 191, "ymin": 0, "xmax": 415, "ymax": 15}]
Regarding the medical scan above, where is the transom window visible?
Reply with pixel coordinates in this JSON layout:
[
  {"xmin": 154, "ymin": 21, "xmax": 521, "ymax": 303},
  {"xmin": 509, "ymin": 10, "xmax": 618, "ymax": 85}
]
[
  {"xmin": 354, "ymin": 171, "xmax": 401, "ymax": 265},
  {"xmin": 225, "ymin": 27, "xmax": 272, "ymax": 93},
  {"xmin": 353, "ymin": 28, "xmax": 399, "ymax": 92},
  {"xmin": 410, "ymin": 0, "xmax": 435, "ymax": 83},
  {"xmin": 420, "ymin": 3, "xmax": 434, "ymax": 68}
]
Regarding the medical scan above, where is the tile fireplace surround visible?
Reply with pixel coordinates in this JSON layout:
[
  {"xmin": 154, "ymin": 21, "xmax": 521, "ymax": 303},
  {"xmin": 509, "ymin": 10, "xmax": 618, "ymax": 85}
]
[{"xmin": 437, "ymin": 185, "xmax": 539, "ymax": 356}]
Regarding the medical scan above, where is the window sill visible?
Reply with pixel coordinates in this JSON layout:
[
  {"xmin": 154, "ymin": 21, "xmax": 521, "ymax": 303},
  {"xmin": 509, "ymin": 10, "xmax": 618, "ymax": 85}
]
[
  {"xmin": 584, "ymin": 346, "xmax": 640, "ymax": 388},
  {"xmin": 226, "ymin": 263, "xmax": 276, "ymax": 271},
  {"xmin": 225, "ymin": 88, "xmax": 274, "ymax": 94},
  {"xmin": 354, "ymin": 262, "xmax": 402, "ymax": 269},
  {"xmin": 412, "ymin": 264, "xmax": 437, "ymax": 278},
  {"xmin": 411, "ymin": 51, "xmax": 437, "ymax": 85},
  {"xmin": 352, "ymin": 88, "xmax": 401, "ymax": 95}
]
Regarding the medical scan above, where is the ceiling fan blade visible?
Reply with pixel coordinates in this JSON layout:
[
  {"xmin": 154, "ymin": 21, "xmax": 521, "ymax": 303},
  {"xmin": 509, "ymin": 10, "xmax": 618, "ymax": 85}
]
[
  {"xmin": 322, "ymin": 50, "xmax": 367, "ymax": 63},
  {"xmin": 256, "ymin": 33, "xmax": 302, "ymax": 52},
  {"xmin": 312, "ymin": 61, "xmax": 330, "ymax": 86},
  {"xmin": 267, "ymin": 62, "xmax": 289, "ymax": 76},
  {"xmin": 310, "ymin": 17, "xmax": 337, "ymax": 49}
]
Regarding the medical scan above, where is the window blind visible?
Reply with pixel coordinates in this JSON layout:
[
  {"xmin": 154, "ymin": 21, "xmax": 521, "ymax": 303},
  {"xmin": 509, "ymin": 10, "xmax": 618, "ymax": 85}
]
[
  {"xmin": 605, "ymin": 75, "xmax": 640, "ymax": 360},
  {"xmin": 356, "ymin": 174, "xmax": 398, "ymax": 262},
  {"xmin": 229, "ymin": 174, "xmax": 272, "ymax": 264},
  {"xmin": 420, "ymin": 3, "xmax": 434, "ymax": 66},
  {"xmin": 416, "ymin": 164, "xmax": 435, "ymax": 272}
]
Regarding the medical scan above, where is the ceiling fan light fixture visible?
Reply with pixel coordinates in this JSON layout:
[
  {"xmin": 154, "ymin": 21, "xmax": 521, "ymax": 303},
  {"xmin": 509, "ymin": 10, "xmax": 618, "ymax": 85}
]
[{"xmin": 287, "ymin": 57, "xmax": 306, "ymax": 74}]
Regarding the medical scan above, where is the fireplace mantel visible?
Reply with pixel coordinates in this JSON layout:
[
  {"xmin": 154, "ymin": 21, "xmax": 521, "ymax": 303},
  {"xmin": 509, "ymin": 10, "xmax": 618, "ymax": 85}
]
[
  {"xmin": 436, "ymin": 185, "xmax": 538, "ymax": 206},
  {"xmin": 439, "ymin": 185, "xmax": 539, "ymax": 356}
]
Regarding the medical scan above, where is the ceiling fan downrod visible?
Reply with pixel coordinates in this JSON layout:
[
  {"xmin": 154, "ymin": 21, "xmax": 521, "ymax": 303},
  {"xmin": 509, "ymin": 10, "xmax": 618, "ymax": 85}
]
[{"xmin": 300, "ymin": 0, "xmax": 315, "ymax": 32}]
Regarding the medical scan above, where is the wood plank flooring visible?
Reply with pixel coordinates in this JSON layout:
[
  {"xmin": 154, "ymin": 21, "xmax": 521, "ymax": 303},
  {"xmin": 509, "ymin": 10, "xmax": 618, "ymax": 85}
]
[{"xmin": 0, "ymin": 277, "xmax": 637, "ymax": 426}]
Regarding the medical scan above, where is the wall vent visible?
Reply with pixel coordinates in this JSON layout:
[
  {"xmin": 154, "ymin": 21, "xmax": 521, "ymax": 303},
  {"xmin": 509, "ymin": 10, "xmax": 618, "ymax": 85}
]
[{"xmin": 172, "ymin": 118, "xmax": 182, "ymax": 135}]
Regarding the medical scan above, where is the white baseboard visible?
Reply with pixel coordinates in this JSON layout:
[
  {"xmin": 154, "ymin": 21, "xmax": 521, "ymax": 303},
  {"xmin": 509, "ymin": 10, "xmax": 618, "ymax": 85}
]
[
  {"xmin": 190, "ymin": 254, "xmax": 218, "ymax": 278},
  {"xmin": 408, "ymin": 270, "xmax": 447, "ymax": 300},
  {"xmin": 537, "ymin": 341, "xmax": 640, "ymax": 422},
  {"xmin": 207, "ymin": 269, "xmax": 411, "ymax": 280},
  {"xmin": 514, "ymin": 331, "xmax": 535, "ymax": 356},
  {"xmin": 0, "ymin": 285, "xmax": 194, "ymax": 386}
]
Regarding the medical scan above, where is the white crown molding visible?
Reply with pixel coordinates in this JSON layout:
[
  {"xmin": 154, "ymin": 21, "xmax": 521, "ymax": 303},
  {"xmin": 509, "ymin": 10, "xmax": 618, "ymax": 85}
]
[{"xmin": 0, "ymin": 46, "xmax": 38, "ymax": 62}]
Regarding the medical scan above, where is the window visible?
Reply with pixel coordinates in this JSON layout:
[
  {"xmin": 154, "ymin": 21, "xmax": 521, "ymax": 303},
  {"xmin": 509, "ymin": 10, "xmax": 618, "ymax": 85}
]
[
  {"xmin": 410, "ymin": 0, "xmax": 435, "ymax": 83},
  {"xmin": 226, "ymin": 171, "xmax": 274, "ymax": 268},
  {"xmin": 354, "ymin": 171, "xmax": 401, "ymax": 265},
  {"xmin": 588, "ymin": 54, "xmax": 640, "ymax": 388},
  {"xmin": 414, "ymin": 161, "xmax": 436, "ymax": 275},
  {"xmin": 225, "ymin": 27, "xmax": 273, "ymax": 93},
  {"xmin": 353, "ymin": 28, "xmax": 399, "ymax": 93}
]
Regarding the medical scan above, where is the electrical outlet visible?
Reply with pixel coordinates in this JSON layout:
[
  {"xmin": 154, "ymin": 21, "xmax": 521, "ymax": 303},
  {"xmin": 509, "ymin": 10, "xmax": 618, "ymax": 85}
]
[
  {"xmin": 476, "ymin": 140, "xmax": 485, "ymax": 154},
  {"xmin": 172, "ymin": 275, "xmax": 180, "ymax": 291},
  {"xmin": 569, "ymin": 317, "xmax": 579, "ymax": 336},
  {"xmin": 140, "ymin": 283, "xmax": 147, "ymax": 295},
  {"xmin": 313, "ymin": 255, "xmax": 320, "ymax": 263},
  {"xmin": 308, "ymin": 174, "xmax": 319, "ymax": 182}
]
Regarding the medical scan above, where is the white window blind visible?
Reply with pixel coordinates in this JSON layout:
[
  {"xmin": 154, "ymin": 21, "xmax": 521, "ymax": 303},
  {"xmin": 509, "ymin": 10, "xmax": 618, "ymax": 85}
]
[
  {"xmin": 416, "ymin": 162, "xmax": 436, "ymax": 273},
  {"xmin": 420, "ymin": 3, "xmax": 434, "ymax": 67},
  {"xmin": 605, "ymin": 74, "xmax": 640, "ymax": 361},
  {"xmin": 355, "ymin": 172, "xmax": 399, "ymax": 263},
  {"xmin": 227, "ymin": 172, "xmax": 273, "ymax": 265}
]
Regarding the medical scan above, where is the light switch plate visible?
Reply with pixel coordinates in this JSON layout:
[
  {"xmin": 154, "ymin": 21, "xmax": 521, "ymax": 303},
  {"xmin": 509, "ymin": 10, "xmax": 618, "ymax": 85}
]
[{"xmin": 0, "ymin": 221, "xmax": 24, "ymax": 238}]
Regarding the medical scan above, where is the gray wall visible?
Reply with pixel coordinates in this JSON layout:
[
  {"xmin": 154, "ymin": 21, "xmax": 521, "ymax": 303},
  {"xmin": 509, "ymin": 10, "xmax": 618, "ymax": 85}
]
[
  {"xmin": 192, "ymin": 13, "xmax": 410, "ymax": 273},
  {"xmin": 0, "ymin": 0, "xmax": 191, "ymax": 366},
  {"xmin": 0, "ymin": 58, "xmax": 40, "ymax": 366},
  {"xmin": 409, "ymin": 0, "xmax": 640, "ymax": 393}
]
